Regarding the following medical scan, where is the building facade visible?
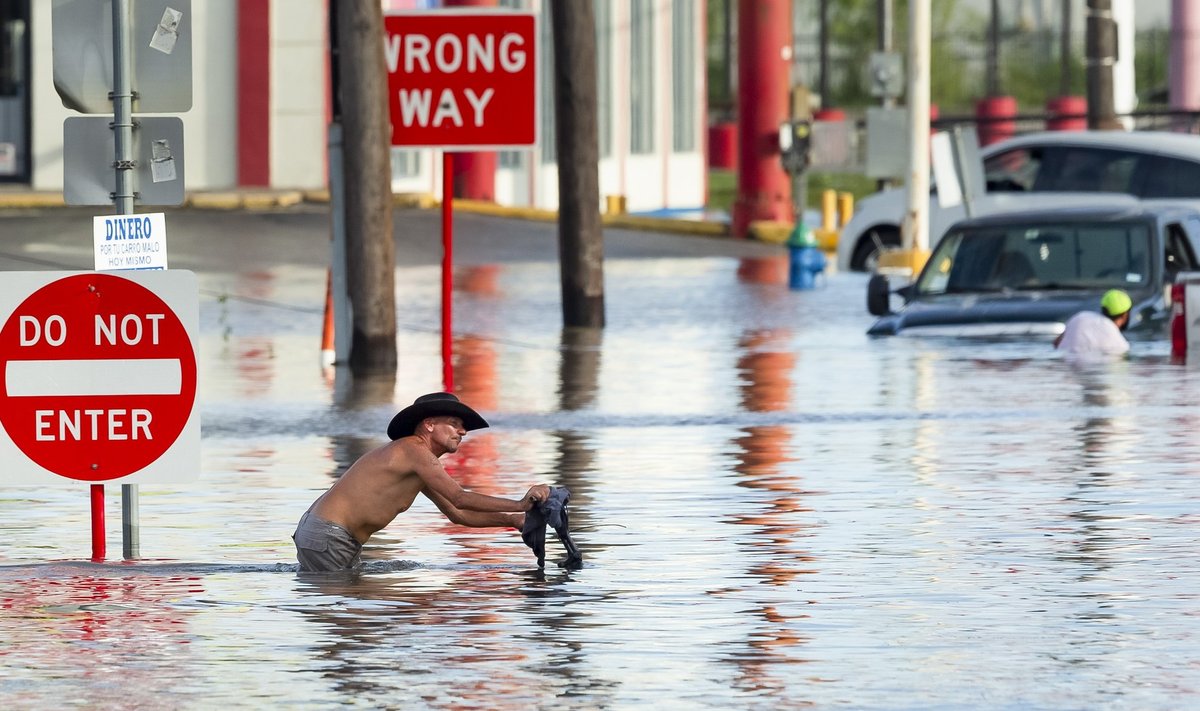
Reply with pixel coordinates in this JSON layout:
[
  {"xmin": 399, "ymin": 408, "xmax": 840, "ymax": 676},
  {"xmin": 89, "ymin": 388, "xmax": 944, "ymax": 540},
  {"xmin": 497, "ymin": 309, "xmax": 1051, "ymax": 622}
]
[{"xmin": 0, "ymin": 0, "xmax": 706, "ymax": 215}]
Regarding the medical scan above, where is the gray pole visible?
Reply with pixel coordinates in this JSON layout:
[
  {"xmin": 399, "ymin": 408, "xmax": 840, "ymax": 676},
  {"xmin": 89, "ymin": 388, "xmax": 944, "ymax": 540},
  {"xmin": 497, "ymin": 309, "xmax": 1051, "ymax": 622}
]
[
  {"xmin": 112, "ymin": 0, "xmax": 139, "ymax": 558},
  {"xmin": 818, "ymin": 0, "xmax": 829, "ymax": 107},
  {"xmin": 1085, "ymin": 0, "xmax": 1120, "ymax": 129},
  {"xmin": 879, "ymin": 0, "xmax": 894, "ymax": 109},
  {"xmin": 112, "ymin": 0, "xmax": 135, "ymax": 215},
  {"xmin": 987, "ymin": 0, "xmax": 1000, "ymax": 97},
  {"xmin": 1061, "ymin": 0, "xmax": 1072, "ymax": 96}
]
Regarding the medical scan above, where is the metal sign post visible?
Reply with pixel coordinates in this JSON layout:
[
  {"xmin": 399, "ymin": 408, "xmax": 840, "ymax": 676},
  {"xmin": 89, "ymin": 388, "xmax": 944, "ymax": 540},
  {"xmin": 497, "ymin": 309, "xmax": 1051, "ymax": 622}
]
[{"xmin": 52, "ymin": 0, "xmax": 193, "ymax": 561}]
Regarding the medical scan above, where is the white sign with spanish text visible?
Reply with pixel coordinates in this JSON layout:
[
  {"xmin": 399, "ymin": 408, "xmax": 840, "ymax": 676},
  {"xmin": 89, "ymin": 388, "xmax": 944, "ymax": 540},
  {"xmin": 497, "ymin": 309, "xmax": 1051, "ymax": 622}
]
[{"xmin": 93, "ymin": 213, "xmax": 168, "ymax": 271}]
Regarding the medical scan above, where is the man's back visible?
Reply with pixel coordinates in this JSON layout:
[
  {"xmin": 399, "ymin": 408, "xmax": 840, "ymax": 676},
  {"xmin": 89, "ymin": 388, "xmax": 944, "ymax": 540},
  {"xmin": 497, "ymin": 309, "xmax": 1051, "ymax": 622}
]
[
  {"xmin": 312, "ymin": 439, "xmax": 426, "ymax": 543},
  {"xmin": 1056, "ymin": 310, "xmax": 1129, "ymax": 355}
]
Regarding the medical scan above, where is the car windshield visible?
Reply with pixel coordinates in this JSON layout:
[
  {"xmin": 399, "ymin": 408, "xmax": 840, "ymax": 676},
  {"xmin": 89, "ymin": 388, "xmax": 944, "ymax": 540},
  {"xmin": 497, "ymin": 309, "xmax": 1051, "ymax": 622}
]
[{"xmin": 915, "ymin": 220, "xmax": 1152, "ymax": 295}]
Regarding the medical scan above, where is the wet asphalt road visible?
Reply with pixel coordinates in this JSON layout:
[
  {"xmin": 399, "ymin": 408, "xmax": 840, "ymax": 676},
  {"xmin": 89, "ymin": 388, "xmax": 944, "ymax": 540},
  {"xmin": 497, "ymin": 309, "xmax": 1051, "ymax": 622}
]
[{"xmin": 0, "ymin": 204, "xmax": 783, "ymax": 277}]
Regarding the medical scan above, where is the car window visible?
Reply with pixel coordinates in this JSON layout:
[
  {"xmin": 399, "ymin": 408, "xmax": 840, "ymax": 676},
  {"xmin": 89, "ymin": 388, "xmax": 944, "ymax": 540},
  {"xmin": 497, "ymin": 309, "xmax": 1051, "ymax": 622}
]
[
  {"xmin": 1141, "ymin": 157, "xmax": 1200, "ymax": 199},
  {"xmin": 1165, "ymin": 223, "xmax": 1198, "ymax": 281},
  {"xmin": 983, "ymin": 148, "xmax": 1041, "ymax": 192},
  {"xmin": 916, "ymin": 221, "xmax": 1152, "ymax": 295},
  {"xmin": 1039, "ymin": 147, "xmax": 1143, "ymax": 193},
  {"xmin": 1184, "ymin": 217, "xmax": 1200, "ymax": 257}
]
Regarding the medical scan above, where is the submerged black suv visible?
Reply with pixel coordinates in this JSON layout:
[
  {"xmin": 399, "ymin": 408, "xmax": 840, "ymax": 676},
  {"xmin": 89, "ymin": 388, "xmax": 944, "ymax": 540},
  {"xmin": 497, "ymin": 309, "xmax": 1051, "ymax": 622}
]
[{"xmin": 866, "ymin": 205, "xmax": 1200, "ymax": 337}]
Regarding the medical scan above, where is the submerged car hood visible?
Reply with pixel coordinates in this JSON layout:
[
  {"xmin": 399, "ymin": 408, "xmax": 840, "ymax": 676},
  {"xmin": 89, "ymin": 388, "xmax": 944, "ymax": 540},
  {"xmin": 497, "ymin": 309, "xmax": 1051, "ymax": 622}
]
[{"xmin": 867, "ymin": 289, "xmax": 1153, "ymax": 337}]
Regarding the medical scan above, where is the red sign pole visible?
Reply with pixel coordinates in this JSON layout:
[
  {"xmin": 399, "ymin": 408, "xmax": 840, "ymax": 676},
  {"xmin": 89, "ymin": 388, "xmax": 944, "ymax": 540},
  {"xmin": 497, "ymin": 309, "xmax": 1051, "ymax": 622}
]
[
  {"xmin": 90, "ymin": 484, "xmax": 105, "ymax": 561},
  {"xmin": 442, "ymin": 152, "xmax": 454, "ymax": 393}
]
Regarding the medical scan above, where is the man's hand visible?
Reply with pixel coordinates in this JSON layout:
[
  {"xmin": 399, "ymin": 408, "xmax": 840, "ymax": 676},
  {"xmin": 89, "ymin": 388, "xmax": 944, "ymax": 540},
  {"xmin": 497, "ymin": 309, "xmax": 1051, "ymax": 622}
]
[{"xmin": 522, "ymin": 484, "xmax": 551, "ymax": 510}]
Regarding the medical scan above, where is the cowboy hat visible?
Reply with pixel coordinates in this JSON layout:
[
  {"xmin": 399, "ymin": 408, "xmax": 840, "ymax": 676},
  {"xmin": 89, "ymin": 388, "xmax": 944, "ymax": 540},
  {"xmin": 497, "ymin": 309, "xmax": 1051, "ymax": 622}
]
[{"xmin": 387, "ymin": 392, "xmax": 489, "ymax": 440}]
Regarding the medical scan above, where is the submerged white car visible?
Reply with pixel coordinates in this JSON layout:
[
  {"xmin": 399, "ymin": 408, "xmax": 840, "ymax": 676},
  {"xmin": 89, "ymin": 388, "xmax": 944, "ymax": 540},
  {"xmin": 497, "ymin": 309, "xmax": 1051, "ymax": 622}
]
[{"xmin": 837, "ymin": 130, "xmax": 1200, "ymax": 272}]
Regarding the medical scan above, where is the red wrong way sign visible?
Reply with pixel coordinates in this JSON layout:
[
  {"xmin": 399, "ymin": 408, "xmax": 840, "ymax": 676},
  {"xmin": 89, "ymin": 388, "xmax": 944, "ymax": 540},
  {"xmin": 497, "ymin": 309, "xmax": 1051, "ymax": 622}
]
[
  {"xmin": 384, "ymin": 11, "xmax": 537, "ymax": 147},
  {"xmin": 0, "ymin": 271, "xmax": 199, "ymax": 484}
]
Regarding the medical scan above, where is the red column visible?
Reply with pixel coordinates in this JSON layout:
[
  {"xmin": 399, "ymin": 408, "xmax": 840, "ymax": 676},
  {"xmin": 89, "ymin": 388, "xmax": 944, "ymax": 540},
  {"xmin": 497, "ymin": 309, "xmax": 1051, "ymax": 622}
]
[
  {"xmin": 446, "ymin": 0, "xmax": 498, "ymax": 201},
  {"xmin": 975, "ymin": 95, "xmax": 1017, "ymax": 147},
  {"xmin": 732, "ymin": 0, "xmax": 792, "ymax": 237},
  {"xmin": 1046, "ymin": 96, "xmax": 1087, "ymax": 131},
  {"xmin": 708, "ymin": 122, "xmax": 737, "ymax": 170},
  {"xmin": 237, "ymin": 0, "xmax": 271, "ymax": 186}
]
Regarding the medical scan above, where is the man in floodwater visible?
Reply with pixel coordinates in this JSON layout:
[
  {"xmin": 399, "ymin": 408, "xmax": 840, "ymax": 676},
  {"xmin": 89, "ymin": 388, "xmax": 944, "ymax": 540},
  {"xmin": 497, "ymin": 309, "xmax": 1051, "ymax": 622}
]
[
  {"xmin": 1054, "ymin": 289, "xmax": 1132, "ymax": 356},
  {"xmin": 293, "ymin": 392, "xmax": 550, "ymax": 572}
]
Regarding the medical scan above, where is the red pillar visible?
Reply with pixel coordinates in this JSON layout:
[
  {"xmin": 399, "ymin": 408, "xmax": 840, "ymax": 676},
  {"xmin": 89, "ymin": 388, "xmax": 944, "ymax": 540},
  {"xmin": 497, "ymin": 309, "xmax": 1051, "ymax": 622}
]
[
  {"xmin": 237, "ymin": 0, "xmax": 271, "ymax": 186},
  {"xmin": 975, "ymin": 95, "xmax": 1017, "ymax": 147},
  {"xmin": 732, "ymin": 0, "xmax": 792, "ymax": 237},
  {"xmin": 1046, "ymin": 96, "xmax": 1087, "ymax": 131},
  {"xmin": 708, "ymin": 122, "xmax": 737, "ymax": 170},
  {"xmin": 446, "ymin": 0, "xmax": 498, "ymax": 201}
]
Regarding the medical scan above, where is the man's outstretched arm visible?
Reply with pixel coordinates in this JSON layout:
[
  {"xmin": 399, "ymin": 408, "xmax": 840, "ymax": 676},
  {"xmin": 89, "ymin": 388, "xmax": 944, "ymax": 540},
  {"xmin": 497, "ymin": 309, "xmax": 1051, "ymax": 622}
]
[
  {"xmin": 404, "ymin": 444, "xmax": 547, "ymax": 512},
  {"xmin": 424, "ymin": 488, "xmax": 524, "ymax": 529}
]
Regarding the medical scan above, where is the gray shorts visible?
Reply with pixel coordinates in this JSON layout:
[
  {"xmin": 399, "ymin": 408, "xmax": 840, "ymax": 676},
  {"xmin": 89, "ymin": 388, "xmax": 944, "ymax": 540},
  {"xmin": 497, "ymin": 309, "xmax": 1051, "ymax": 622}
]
[{"xmin": 292, "ymin": 509, "xmax": 363, "ymax": 572}]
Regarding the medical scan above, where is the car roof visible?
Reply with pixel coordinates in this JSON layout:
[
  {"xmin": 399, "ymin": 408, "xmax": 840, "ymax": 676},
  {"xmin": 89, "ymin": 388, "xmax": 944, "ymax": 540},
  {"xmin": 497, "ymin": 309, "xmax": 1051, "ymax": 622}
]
[
  {"xmin": 948, "ymin": 203, "xmax": 1200, "ymax": 230},
  {"xmin": 982, "ymin": 130, "xmax": 1200, "ymax": 159}
]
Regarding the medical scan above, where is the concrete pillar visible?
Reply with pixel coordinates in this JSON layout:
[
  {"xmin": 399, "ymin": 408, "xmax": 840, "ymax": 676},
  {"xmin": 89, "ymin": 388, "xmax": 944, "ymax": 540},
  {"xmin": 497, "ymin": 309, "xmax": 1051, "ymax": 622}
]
[{"xmin": 732, "ymin": 0, "xmax": 792, "ymax": 237}]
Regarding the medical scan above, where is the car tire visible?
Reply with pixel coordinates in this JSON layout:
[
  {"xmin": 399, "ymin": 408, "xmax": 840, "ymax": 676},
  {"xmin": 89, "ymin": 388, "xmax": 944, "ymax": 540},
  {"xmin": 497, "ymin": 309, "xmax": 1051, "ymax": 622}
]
[{"xmin": 850, "ymin": 226, "xmax": 901, "ymax": 272}]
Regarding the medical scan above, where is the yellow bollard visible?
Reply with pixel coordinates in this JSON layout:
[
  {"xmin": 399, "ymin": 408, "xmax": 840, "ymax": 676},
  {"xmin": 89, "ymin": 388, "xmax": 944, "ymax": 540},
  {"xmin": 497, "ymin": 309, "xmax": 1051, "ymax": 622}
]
[
  {"xmin": 605, "ymin": 194, "xmax": 627, "ymax": 216},
  {"xmin": 837, "ymin": 192, "xmax": 854, "ymax": 227},
  {"xmin": 821, "ymin": 189, "xmax": 837, "ymax": 232}
]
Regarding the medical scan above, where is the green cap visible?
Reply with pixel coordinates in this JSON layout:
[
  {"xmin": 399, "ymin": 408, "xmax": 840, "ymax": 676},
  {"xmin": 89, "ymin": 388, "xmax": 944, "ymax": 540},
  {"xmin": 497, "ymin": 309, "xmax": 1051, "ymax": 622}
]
[
  {"xmin": 1100, "ymin": 289, "xmax": 1132, "ymax": 317},
  {"xmin": 787, "ymin": 223, "xmax": 816, "ymax": 248}
]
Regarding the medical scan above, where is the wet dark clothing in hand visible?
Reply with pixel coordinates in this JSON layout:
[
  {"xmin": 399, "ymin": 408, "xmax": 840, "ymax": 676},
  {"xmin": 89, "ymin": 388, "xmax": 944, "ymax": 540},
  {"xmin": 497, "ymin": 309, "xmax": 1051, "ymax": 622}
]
[{"xmin": 521, "ymin": 486, "xmax": 582, "ymax": 569}]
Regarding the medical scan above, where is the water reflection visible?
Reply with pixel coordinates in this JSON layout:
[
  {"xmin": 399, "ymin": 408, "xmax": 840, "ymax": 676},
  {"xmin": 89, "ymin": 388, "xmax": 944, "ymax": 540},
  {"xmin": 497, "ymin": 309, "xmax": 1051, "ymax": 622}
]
[
  {"xmin": 551, "ymin": 326, "xmax": 600, "ymax": 522},
  {"xmin": 722, "ymin": 328, "xmax": 814, "ymax": 698},
  {"xmin": 0, "ymin": 566, "xmax": 203, "ymax": 707},
  {"xmin": 291, "ymin": 570, "xmax": 615, "ymax": 709},
  {"xmin": 1063, "ymin": 360, "xmax": 1139, "ymax": 576}
]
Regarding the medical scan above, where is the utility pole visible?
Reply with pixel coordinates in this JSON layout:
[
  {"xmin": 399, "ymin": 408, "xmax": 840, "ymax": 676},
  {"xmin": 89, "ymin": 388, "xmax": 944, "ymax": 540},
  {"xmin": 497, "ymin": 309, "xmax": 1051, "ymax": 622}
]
[
  {"xmin": 334, "ymin": 0, "xmax": 398, "ymax": 371},
  {"xmin": 549, "ymin": 0, "xmax": 604, "ymax": 328},
  {"xmin": 818, "ymin": 0, "xmax": 829, "ymax": 107},
  {"xmin": 1085, "ymin": 0, "xmax": 1121, "ymax": 129},
  {"xmin": 902, "ymin": 0, "xmax": 931, "ymax": 267},
  {"xmin": 986, "ymin": 0, "xmax": 1000, "ymax": 96},
  {"xmin": 1060, "ymin": 0, "xmax": 1072, "ymax": 96}
]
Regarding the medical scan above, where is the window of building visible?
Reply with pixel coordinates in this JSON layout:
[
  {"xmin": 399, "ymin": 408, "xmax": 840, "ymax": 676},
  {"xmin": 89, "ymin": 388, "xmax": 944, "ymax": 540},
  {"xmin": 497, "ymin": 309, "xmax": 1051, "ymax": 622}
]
[
  {"xmin": 595, "ymin": 1, "xmax": 613, "ymax": 157},
  {"xmin": 499, "ymin": 151, "xmax": 524, "ymax": 169},
  {"xmin": 629, "ymin": 0, "xmax": 655, "ymax": 154},
  {"xmin": 500, "ymin": 0, "xmax": 528, "ymax": 167},
  {"xmin": 391, "ymin": 149, "xmax": 421, "ymax": 179},
  {"xmin": 671, "ymin": 1, "xmax": 696, "ymax": 152}
]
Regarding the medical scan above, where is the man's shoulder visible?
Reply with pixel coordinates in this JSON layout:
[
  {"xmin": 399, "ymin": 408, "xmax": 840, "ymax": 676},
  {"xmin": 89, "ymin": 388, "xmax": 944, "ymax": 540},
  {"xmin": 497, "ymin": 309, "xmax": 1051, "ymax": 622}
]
[
  {"xmin": 1066, "ymin": 310, "xmax": 1104, "ymax": 325},
  {"xmin": 379, "ymin": 436, "xmax": 437, "ymax": 465}
]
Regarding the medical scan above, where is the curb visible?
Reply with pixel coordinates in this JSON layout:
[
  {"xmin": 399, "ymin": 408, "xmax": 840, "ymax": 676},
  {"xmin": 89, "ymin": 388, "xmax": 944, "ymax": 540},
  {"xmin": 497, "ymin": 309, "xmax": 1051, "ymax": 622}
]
[{"xmin": 0, "ymin": 189, "xmax": 836, "ymax": 247}]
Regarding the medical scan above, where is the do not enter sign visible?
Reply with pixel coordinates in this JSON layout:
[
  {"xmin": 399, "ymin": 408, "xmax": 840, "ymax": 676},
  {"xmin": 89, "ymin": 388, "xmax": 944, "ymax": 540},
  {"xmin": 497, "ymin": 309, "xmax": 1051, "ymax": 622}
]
[{"xmin": 0, "ymin": 271, "xmax": 199, "ymax": 484}]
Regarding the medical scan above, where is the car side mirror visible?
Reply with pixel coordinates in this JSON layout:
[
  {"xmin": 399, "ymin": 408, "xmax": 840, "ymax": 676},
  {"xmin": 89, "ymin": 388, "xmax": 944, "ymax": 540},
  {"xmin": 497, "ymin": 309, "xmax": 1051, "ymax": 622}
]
[{"xmin": 867, "ymin": 274, "xmax": 892, "ymax": 315}]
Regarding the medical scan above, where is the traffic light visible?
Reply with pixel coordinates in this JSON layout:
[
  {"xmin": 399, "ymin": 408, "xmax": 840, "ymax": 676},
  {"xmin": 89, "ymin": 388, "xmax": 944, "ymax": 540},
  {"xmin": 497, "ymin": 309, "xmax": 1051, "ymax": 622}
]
[{"xmin": 779, "ymin": 119, "xmax": 812, "ymax": 174}]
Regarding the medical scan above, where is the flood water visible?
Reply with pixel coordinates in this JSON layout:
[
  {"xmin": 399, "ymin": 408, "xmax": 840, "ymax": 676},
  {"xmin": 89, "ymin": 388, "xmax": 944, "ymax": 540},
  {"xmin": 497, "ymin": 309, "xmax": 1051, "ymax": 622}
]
[{"xmin": 2, "ymin": 212, "xmax": 1200, "ymax": 709}]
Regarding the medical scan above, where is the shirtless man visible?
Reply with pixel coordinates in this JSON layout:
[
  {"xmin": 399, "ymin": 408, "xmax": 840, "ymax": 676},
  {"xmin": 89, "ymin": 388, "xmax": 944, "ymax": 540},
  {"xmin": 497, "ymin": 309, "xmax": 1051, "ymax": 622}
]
[{"xmin": 293, "ymin": 392, "xmax": 550, "ymax": 572}]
